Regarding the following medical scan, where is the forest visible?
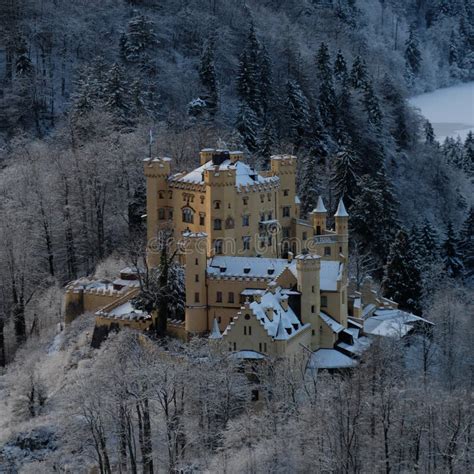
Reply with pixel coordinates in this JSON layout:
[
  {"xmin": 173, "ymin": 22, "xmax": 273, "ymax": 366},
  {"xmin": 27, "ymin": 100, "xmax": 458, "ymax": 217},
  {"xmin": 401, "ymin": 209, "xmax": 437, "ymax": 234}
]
[{"xmin": 0, "ymin": 0, "xmax": 473, "ymax": 472}]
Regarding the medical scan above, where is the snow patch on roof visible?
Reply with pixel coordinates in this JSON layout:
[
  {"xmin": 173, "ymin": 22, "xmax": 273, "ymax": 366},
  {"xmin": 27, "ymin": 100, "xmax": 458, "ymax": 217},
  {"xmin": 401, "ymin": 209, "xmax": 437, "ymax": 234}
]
[{"xmin": 308, "ymin": 349, "xmax": 357, "ymax": 369}]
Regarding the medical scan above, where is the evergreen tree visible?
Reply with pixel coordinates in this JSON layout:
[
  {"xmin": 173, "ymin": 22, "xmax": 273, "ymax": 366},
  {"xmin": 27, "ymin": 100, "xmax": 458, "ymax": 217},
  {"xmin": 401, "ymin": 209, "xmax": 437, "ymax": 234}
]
[
  {"xmin": 362, "ymin": 80, "xmax": 382, "ymax": 128},
  {"xmin": 286, "ymin": 79, "xmax": 311, "ymax": 149},
  {"xmin": 299, "ymin": 154, "xmax": 320, "ymax": 218},
  {"xmin": 235, "ymin": 103, "xmax": 258, "ymax": 153},
  {"xmin": 443, "ymin": 136, "xmax": 465, "ymax": 169},
  {"xmin": 350, "ymin": 55, "xmax": 368, "ymax": 89},
  {"xmin": 333, "ymin": 49, "xmax": 348, "ymax": 82},
  {"xmin": 258, "ymin": 43, "xmax": 273, "ymax": 115},
  {"xmin": 448, "ymin": 30, "xmax": 459, "ymax": 66},
  {"xmin": 103, "ymin": 63, "xmax": 132, "ymax": 121},
  {"xmin": 424, "ymin": 120, "xmax": 435, "ymax": 145},
  {"xmin": 237, "ymin": 24, "xmax": 261, "ymax": 114},
  {"xmin": 120, "ymin": 14, "xmax": 157, "ymax": 63},
  {"xmin": 331, "ymin": 146, "xmax": 359, "ymax": 207},
  {"xmin": 404, "ymin": 26, "xmax": 422, "ymax": 77},
  {"xmin": 15, "ymin": 38, "xmax": 33, "ymax": 76},
  {"xmin": 382, "ymin": 229, "xmax": 423, "ymax": 314},
  {"xmin": 199, "ymin": 37, "xmax": 218, "ymax": 115},
  {"xmin": 315, "ymin": 42, "xmax": 337, "ymax": 128},
  {"xmin": 257, "ymin": 118, "xmax": 275, "ymax": 169},
  {"xmin": 458, "ymin": 207, "xmax": 474, "ymax": 279},
  {"xmin": 442, "ymin": 221, "xmax": 464, "ymax": 278},
  {"xmin": 463, "ymin": 131, "xmax": 474, "ymax": 176}
]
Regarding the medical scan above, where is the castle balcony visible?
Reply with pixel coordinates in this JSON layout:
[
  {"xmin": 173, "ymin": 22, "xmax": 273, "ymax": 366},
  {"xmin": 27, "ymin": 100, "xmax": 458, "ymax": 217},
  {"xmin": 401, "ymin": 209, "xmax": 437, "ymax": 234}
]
[{"xmin": 313, "ymin": 234, "xmax": 338, "ymax": 244}]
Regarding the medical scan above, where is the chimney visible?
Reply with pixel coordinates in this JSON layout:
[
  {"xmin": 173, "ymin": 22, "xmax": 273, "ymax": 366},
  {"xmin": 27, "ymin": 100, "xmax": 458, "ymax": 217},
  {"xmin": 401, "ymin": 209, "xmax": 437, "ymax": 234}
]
[
  {"xmin": 287, "ymin": 251, "xmax": 294, "ymax": 263},
  {"xmin": 268, "ymin": 281, "xmax": 277, "ymax": 294},
  {"xmin": 254, "ymin": 290, "xmax": 262, "ymax": 304},
  {"xmin": 280, "ymin": 294, "xmax": 289, "ymax": 311}
]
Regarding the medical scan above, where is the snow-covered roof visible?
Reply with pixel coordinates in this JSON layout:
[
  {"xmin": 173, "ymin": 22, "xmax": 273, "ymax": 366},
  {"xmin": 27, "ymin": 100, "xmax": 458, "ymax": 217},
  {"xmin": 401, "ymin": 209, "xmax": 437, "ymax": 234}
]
[
  {"xmin": 229, "ymin": 350, "xmax": 266, "ymax": 360},
  {"xmin": 312, "ymin": 196, "xmax": 327, "ymax": 213},
  {"xmin": 207, "ymin": 256, "xmax": 342, "ymax": 291},
  {"xmin": 224, "ymin": 286, "xmax": 309, "ymax": 341},
  {"xmin": 334, "ymin": 198, "xmax": 348, "ymax": 217},
  {"xmin": 364, "ymin": 309, "xmax": 433, "ymax": 338},
  {"xmin": 320, "ymin": 312, "xmax": 345, "ymax": 334},
  {"xmin": 171, "ymin": 158, "xmax": 279, "ymax": 188},
  {"xmin": 103, "ymin": 301, "xmax": 151, "ymax": 321},
  {"xmin": 308, "ymin": 349, "xmax": 357, "ymax": 369},
  {"xmin": 337, "ymin": 336, "xmax": 372, "ymax": 356}
]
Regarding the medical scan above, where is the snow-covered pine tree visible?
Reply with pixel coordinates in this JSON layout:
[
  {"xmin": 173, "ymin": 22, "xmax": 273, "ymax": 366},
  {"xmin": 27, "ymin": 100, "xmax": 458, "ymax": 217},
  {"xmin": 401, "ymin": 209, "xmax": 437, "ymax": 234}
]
[
  {"xmin": 120, "ymin": 14, "xmax": 157, "ymax": 63},
  {"xmin": 199, "ymin": 37, "xmax": 218, "ymax": 115},
  {"xmin": 315, "ymin": 42, "xmax": 336, "ymax": 129},
  {"xmin": 442, "ymin": 221, "xmax": 464, "ymax": 279},
  {"xmin": 333, "ymin": 49, "xmax": 348, "ymax": 83},
  {"xmin": 382, "ymin": 228, "xmax": 423, "ymax": 314},
  {"xmin": 237, "ymin": 24, "xmax": 261, "ymax": 115},
  {"xmin": 424, "ymin": 120, "xmax": 435, "ymax": 145},
  {"xmin": 404, "ymin": 26, "xmax": 422, "ymax": 77},
  {"xmin": 258, "ymin": 42, "xmax": 273, "ymax": 115},
  {"xmin": 103, "ymin": 63, "xmax": 132, "ymax": 123},
  {"xmin": 286, "ymin": 79, "xmax": 311, "ymax": 150},
  {"xmin": 442, "ymin": 136, "xmax": 465, "ymax": 169},
  {"xmin": 15, "ymin": 38, "xmax": 33, "ymax": 76},
  {"xmin": 349, "ymin": 55, "xmax": 368, "ymax": 89},
  {"xmin": 458, "ymin": 207, "xmax": 474, "ymax": 279},
  {"xmin": 462, "ymin": 131, "xmax": 474, "ymax": 176},
  {"xmin": 257, "ymin": 118, "xmax": 275, "ymax": 170},
  {"xmin": 235, "ymin": 102, "xmax": 259, "ymax": 153},
  {"xmin": 299, "ymin": 154, "xmax": 320, "ymax": 218},
  {"xmin": 331, "ymin": 145, "xmax": 359, "ymax": 208},
  {"xmin": 448, "ymin": 30, "xmax": 459, "ymax": 66},
  {"xmin": 362, "ymin": 80, "xmax": 382, "ymax": 128}
]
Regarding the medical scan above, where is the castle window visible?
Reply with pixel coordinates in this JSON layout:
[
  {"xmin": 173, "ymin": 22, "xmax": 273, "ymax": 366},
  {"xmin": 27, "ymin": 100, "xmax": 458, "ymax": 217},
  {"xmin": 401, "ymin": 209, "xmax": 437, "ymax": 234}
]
[
  {"xmin": 228, "ymin": 292, "xmax": 234, "ymax": 303},
  {"xmin": 244, "ymin": 313, "xmax": 250, "ymax": 320},
  {"xmin": 194, "ymin": 292, "xmax": 200, "ymax": 303},
  {"xmin": 283, "ymin": 189, "xmax": 289, "ymax": 196},
  {"xmin": 316, "ymin": 225, "xmax": 321, "ymax": 235},
  {"xmin": 267, "ymin": 211, "xmax": 273, "ymax": 220},
  {"xmin": 264, "ymin": 343, "xmax": 267, "ymax": 352},
  {"xmin": 243, "ymin": 236, "xmax": 250, "ymax": 250},
  {"xmin": 225, "ymin": 217, "xmax": 234, "ymax": 229},
  {"xmin": 242, "ymin": 214, "xmax": 250, "ymax": 227},
  {"xmin": 199, "ymin": 213, "xmax": 205, "ymax": 226},
  {"xmin": 218, "ymin": 316, "xmax": 222, "ymax": 323},
  {"xmin": 200, "ymin": 195, "xmax": 205, "ymax": 204},
  {"xmin": 195, "ymin": 274, "xmax": 199, "ymax": 282},
  {"xmin": 260, "ymin": 194, "xmax": 265, "ymax": 203},
  {"xmin": 267, "ymin": 193, "xmax": 271, "ymax": 202},
  {"xmin": 168, "ymin": 191, "xmax": 173, "ymax": 199},
  {"xmin": 214, "ymin": 239, "xmax": 223, "ymax": 254},
  {"xmin": 259, "ymin": 342, "xmax": 262, "ymax": 351},
  {"xmin": 312, "ymin": 329, "xmax": 315, "ymax": 336},
  {"xmin": 168, "ymin": 209, "xmax": 173, "ymax": 220},
  {"xmin": 249, "ymin": 326, "xmax": 252, "ymax": 335},
  {"xmin": 182, "ymin": 207, "xmax": 194, "ymax": 224},
  {"xmin": 158, "ymin": 208, "xmax": 166, "ymax": 220},
  {"xmin": 339, "ymin": 246, "xmax": 342, "ymax": 254},
  {"xmin": 321, "ymin": 296, "xmax": 328, "ymax": 307},
  {"xmin": 214, "ymin": 200, "xmax": 221, "ymax": 209},
  {"xmin": 311, "ymin": 305, "xmax": 315, "ymax": 313},
  {"xmin": 283, "ymin": 227, "xmax": 290, "ymax": 238},
  {"xmin": 312, "ymin": 286, "xmax": 315, "ymax": 293},
  {"xmin": 324, "ymin": 246, "xmax": 331, "ymax": 256},
  {"xmin": 216, "ymin": 291, "xmax": 222, "ymax": 303},
  {"xmin": 283, "ymin": 206, "xmax": 290, "ymax": 217},
  {"xmin": 214, "ymin": 219, "xmax": 222, "ymax": 230},
  {"xmin": 243, "ymin": 196, "xmax": 249, "ymax": 206},
  {"xmin": 233, "ymin": 342, "xmax": 236, "ymax": 350},
  {"xmin": 195, "ymin": 258, "xmax": 199, "ymax": 265},
  {"xmin": 303, "ymin": 232, "xmax": 307, "ymax": 241},
  {"xmin": 158, "ymin": 191, "xmax": 164, "ymax": 199},
  {"xmin": 244, "ymin": 326, "xmax": 247, "ymax": 335}
]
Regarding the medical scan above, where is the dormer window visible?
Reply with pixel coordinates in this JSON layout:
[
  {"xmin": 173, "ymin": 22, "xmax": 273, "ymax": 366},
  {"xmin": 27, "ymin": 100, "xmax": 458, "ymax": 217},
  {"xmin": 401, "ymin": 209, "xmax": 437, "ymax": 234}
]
[
  {"xmin": 243, "ymin": 267, "xmax": 251, "ymax": 274},
  {"xmin": 267, "ymin": 268, "xmax": 275, "ymax": 275}
]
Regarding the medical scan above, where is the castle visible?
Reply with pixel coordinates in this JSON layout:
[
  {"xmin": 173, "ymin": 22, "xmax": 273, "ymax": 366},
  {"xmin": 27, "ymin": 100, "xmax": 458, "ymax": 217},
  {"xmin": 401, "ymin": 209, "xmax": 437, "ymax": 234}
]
[{"xmin": 65, "ymin": 149, "xmax": 431, "ymax": 367}]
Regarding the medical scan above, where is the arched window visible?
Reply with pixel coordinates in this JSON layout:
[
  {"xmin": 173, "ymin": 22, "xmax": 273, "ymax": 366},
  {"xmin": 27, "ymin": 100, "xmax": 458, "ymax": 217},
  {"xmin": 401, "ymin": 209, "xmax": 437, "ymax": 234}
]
[
  {"xmin": 182, "ymin": 207, "xmax": 194, "ymax": 224},
  {"xmin": 214, "ymin": 219, "xmax": 222, "ymax": 230},
  {"xmin": 214, "ymin": 200, "xmax": 221, "ymax": 209},
  {"xmin": 214, "ymin": 239, "xmax": 223, "ymax": 254}
]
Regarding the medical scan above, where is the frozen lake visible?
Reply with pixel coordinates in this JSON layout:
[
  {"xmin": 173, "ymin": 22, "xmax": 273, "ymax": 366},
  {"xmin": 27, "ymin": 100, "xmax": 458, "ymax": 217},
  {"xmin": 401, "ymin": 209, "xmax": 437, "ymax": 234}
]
[{"xmin": 409, "ymin": 82, "xmax": 474, "ymax": 142}]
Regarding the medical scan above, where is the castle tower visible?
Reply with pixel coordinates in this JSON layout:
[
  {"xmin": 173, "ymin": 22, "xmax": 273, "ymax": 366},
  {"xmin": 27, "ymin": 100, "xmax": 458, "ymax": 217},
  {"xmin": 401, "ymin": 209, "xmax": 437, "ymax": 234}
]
[
  {"xmin": 334, "ymin": 197, "xmax": 349, "ymax": 260},
  {"xmin": 311, "ymin": 196, "xmax": 327, "ymax": 235},
  {"xmin": 144, "ymin": 157, "xmax": 172, "ymax": 267},
  {"xmin": 296, "ymin": 253, "xmax": 321, "ymax": 350},
  {"xmin": 183, "ymin": 232, "xmax": 209, "ymax": 334}
]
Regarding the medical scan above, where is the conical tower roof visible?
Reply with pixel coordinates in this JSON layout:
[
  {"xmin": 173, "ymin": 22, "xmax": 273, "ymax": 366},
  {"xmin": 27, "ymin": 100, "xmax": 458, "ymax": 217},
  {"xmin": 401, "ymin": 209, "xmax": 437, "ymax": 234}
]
[
  {"xmin": 209, "ymin": 318, "xmax": 222, "ymax": 339},
  {"xmin": 334, "ymin": 198, "xmax": 348, "ymax": 217},
  {"xmin": 312, "ymin": 196, "xmax": 327, "ymax": 213}
]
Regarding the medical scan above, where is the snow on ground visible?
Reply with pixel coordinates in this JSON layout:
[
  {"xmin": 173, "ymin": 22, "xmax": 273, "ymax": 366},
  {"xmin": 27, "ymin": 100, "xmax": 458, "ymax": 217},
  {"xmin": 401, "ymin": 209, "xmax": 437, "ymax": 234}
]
[{"xmin": 409, "ymin": 82, "xmax": 474, "ymax": 141}]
